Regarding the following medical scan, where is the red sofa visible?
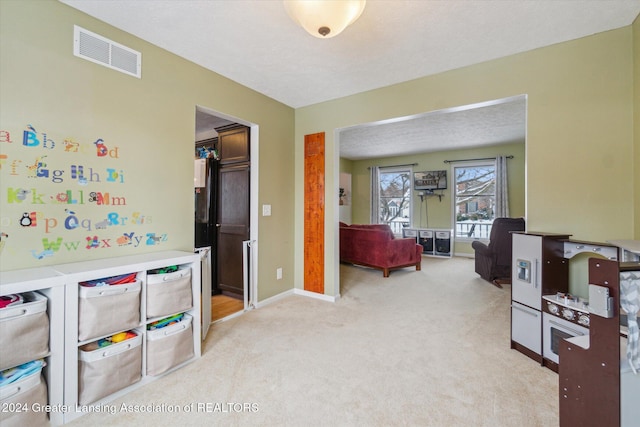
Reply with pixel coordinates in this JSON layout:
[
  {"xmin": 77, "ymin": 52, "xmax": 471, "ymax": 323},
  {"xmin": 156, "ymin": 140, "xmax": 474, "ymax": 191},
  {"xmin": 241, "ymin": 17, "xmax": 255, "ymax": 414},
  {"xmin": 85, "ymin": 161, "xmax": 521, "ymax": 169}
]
[{"xmin": 339, "ymin": 223, "xmax": 423, "ymax": 277}]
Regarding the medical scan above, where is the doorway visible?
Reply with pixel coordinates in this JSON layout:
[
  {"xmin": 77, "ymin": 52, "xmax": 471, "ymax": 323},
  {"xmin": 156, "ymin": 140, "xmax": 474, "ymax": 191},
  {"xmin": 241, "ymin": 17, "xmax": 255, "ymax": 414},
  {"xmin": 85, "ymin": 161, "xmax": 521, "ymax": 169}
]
[
  {"xmin": 195, "ymin": 106, "xmax": 259, "ymax": 324},
  {"xmin": 336, "ymin": 95, "xmax": 527, "ymax": 291}
]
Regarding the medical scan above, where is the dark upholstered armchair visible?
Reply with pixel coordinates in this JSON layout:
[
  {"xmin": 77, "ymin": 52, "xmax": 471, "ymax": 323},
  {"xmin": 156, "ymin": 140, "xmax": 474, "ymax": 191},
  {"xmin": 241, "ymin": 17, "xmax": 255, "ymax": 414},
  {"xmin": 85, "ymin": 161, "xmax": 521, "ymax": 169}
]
[{"xmin": 471, "ymin": 217, "xmax": 525, "ymax": 286}]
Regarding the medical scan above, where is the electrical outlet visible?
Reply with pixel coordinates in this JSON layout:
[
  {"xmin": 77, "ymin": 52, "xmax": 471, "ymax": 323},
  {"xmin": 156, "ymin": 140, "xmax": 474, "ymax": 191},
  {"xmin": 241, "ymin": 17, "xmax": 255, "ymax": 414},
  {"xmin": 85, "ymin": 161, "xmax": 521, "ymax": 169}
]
[{"xmin": 276, "ymin": 268, "xmax": 283, "ymax": 280}]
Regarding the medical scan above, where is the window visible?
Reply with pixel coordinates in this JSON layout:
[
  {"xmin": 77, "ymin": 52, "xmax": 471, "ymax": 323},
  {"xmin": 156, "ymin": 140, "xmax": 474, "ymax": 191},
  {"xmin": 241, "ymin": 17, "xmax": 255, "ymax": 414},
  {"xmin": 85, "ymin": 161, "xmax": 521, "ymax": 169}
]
[
  {"xmin": 374, "ymin": 166, "xmax": 412, "ymax": 235},
  {"xmin": 453, "ymin": 162, "xmax": 496, "ymax": 240}
]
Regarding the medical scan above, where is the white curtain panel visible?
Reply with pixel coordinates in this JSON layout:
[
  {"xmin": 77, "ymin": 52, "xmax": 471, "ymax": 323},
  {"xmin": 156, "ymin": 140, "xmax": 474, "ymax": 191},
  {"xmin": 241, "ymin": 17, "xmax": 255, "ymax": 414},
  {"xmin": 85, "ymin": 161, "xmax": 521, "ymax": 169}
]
[
  {"xmin": 620, "ymin": 271, "xmax": 640, "ymax": 374},
  {"xmin": 370, "ymin": 166, "xmax": 379, "ymax": 224},
  {"xmin": 495, "ymin": 155, "xmax": 509, "ymax": 218}
]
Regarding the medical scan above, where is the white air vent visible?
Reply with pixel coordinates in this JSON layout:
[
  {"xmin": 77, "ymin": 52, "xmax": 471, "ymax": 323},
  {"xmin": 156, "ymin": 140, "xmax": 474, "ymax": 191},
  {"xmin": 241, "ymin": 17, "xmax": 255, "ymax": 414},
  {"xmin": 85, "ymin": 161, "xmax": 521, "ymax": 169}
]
[{"xmin": 74, "ymin": 25, "xmax": 141, "ymax": 78}]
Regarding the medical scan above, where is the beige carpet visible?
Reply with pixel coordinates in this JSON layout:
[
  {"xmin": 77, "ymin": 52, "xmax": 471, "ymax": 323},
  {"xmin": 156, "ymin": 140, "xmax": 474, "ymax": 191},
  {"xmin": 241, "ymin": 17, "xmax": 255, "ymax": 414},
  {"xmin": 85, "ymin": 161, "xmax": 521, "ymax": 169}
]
[{"xmin": 67, "ymin": 257, "xmax": 558, "ymax": 426}]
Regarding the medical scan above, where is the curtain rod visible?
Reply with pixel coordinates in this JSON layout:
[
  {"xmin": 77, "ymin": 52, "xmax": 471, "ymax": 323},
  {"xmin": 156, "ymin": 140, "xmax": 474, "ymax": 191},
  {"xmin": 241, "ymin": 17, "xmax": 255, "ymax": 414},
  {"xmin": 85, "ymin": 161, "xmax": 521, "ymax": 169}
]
[
  {"xmin": 443, "ymin": 155, "xmax": 513, "ymax": 164},
  {"xmin": 367, "ymin": 162, "xmax": 418, "ymax": 170}
]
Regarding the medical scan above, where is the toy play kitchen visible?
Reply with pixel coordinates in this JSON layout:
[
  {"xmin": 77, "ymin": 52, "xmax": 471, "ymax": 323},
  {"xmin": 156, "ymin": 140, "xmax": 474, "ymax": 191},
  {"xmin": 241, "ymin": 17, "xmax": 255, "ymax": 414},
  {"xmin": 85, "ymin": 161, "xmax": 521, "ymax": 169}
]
[{"xmin": 510, "ymin": 233, "xmax": 639, "ymax": 427}]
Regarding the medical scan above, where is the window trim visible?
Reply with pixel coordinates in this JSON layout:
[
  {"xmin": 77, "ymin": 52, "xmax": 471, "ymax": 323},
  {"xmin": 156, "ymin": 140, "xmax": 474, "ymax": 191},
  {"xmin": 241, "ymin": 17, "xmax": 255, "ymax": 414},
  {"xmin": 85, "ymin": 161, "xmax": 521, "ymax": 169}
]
[
  {"xmin": 373, "ymin": 165, "xmax": 413, "ymax": 235},
  {"xmin": 451, "ymin": 160, "xmax": 496, "ymax": 243}
]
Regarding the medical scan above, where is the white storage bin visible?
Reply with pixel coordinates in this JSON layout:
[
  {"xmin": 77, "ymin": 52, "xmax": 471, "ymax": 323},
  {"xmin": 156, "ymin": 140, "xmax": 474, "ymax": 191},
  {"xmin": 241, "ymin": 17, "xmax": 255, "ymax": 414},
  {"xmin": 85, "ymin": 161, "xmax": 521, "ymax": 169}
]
[
  {"xmin": 146, "ymin": 268, "xmax": 192, "ymax": 318},
  {"xmin": 146, "ymin": 314, "xmax": 194, "ymax": 376},
  {"xmin": 0, "ymin": 365, "xmax": 49, "ymax": 427},
  {"xmin": 78, "ymin": 333, "xmax": 142, "ymax": 405},
  {"xmin": 0, "ymin": 292, "xmax": 49, "ymax": 371},
  {"xmin": 78, "ymin": 280, "xmax": 141, "ymax": 341},
  {"xmin": 402, "ymin": 228, "xmax": 418, "ymax": 239}
]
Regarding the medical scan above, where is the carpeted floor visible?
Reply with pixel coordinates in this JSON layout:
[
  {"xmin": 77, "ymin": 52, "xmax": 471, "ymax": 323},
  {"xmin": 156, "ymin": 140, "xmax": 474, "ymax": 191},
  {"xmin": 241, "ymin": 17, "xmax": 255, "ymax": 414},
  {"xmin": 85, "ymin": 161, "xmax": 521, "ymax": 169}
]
[{"xmin": 67, "ymin": 256, "xmax": 559, "ymax": 426}]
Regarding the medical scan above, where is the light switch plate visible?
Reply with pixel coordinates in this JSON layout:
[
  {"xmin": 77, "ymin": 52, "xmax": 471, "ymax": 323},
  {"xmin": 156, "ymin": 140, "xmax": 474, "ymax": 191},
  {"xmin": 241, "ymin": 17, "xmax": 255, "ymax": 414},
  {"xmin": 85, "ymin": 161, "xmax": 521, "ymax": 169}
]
[{"xmin": 262, "ymin": 204, "xmax": 272, "ymax": 216}]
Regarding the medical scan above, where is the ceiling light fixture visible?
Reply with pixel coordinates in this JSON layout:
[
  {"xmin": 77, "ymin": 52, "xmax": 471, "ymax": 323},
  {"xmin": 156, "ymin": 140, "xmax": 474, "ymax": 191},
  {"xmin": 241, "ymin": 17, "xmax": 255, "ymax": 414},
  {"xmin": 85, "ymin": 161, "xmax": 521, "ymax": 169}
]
[{"xmin": 283, "ymin": 0, "xmax": 366, "ymax": 39}]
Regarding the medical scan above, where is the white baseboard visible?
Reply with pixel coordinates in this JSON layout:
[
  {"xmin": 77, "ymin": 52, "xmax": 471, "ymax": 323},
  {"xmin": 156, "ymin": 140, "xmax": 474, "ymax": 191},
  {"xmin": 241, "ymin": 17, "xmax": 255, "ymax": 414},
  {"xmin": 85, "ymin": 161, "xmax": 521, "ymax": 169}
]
[
  {"xmin": 254, "ymin": 289, "xmax": 295, "ymax": 308},
  {"xmin": 254, "ymin": 287, "xmax": 339, "ymax": 309},
  {"xmin": 293, "ymin": 288, "xmax": 340, "ymax": 302}
]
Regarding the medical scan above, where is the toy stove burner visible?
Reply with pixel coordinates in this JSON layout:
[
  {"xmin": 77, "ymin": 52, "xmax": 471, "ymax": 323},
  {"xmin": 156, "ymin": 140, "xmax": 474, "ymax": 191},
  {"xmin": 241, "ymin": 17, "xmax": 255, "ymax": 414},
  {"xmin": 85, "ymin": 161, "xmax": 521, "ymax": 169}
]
[{"xmin": 542, "ymin": 292, "xmax": 590, "ymax": 327}]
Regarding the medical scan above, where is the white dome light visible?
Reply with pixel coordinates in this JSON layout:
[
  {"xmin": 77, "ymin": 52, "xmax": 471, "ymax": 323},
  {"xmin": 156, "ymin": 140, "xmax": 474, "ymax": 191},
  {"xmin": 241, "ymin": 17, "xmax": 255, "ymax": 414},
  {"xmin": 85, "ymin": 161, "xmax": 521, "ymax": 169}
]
[{"xmin": 283, "ymin": 0, "xmax": 366, "ymax": 38}]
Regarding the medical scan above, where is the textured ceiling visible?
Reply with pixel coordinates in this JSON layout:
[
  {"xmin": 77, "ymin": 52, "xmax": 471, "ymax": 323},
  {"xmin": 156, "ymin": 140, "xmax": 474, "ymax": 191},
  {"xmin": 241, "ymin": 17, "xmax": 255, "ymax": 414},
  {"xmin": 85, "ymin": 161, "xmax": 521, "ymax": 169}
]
[
  {"xmin": 339, "ymin": 96, "xmax": 527, "ymax": 160},
  {"xmin": 59, "ymin": 0, "xmax": 640, "ymax": 159},
  {"xmin": 60, "ymin": 0, "xmax": 640, "ymax": 108}
]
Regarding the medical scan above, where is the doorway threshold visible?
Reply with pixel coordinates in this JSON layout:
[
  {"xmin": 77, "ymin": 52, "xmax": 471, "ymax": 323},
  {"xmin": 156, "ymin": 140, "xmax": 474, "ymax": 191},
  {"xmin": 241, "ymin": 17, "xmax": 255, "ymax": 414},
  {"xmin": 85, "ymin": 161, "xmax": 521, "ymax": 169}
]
[{"xmin": 211, "ymin": 294, "xmax": 245, "ymax": 322}]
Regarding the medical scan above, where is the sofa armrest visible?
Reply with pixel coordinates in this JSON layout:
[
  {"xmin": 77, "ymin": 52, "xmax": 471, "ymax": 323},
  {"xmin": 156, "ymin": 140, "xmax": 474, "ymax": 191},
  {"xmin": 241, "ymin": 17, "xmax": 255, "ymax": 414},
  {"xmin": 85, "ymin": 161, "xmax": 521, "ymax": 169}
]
[
  {"xmin": 471, "ymin": 240, "xmax": 492, "ymax": 257},
  {"xmin": 386, "ymin": 238, "xmax": 421, "ymax": 264}
]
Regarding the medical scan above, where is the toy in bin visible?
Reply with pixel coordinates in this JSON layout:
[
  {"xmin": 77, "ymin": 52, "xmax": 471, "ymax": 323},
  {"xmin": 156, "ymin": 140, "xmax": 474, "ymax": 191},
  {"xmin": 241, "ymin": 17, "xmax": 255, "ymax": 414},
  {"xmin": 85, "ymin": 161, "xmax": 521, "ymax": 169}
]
[
  {"xmin": 80, "ymin": 331, "xmax": 137, "ymax": 352},
  {"xmin": 147, "ymin": 313, "xmax": 184, "ymax": 330},
  {"xmin": 0, "ymin": 294, "xmax": 23, "ymax": 309},
  {"xmin": 147, "ymin": 265, "xmax": 179, "ymax": 275},
  {"xmin": 80, "ymin": 273, "xmax": 137, "ymax": 287},
  {"xmin": 0, "ymin": 360, "xmax": 45, "ymax": 387}
]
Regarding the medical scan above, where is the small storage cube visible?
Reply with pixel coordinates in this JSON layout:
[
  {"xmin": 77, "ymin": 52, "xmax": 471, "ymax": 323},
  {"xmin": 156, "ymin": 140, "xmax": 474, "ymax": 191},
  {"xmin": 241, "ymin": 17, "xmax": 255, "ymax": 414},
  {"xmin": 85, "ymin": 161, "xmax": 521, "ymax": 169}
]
[
  {"xmin": 146, "ymin": 267, "xmax": 192, "ymax": 318},
  {"xmin": 78, "ymin": 333, "xmax": 142, "ymax": 405},
  {"xmin": 0, "ymin": 292, "xmax": 49, "ymax": 371},
  {"xmin": 418, "ymin": 230, "xmax": 434, "ymax": 253},
  {"xmin": 78, "ymin": 280, "xmax": 141, "ymax": 341},
  {"xmin": 0, "ymin": 362, "xmax": 49, "ymax": 427},
  {"xmin": 146, "ymin": 314, "xmax": 194, "ymax": 376},
  {"xmin": 402, "ymin": 228, "xmax": 418, "ymax": 239},
  {"xmin": 435, "ymin": 230, "xmax": 452, "ymax": 255}
]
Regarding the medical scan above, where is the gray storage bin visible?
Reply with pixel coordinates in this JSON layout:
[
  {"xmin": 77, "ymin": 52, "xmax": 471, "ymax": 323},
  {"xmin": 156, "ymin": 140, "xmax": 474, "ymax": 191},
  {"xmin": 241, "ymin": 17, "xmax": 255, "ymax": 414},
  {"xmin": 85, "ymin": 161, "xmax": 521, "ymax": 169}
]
[
  {"xmin": 146, "ymin": 314, "xmax": 194, "ymax": 376},
  {"xmin": 78, "ymin": 280, "xmax": 141, "ymax": 341},
  {"xmin": 146, "ymin": 268, "xmax": 192, "ymax": 318},
  {"xmin": 78, "ymin": 333, "xmax": 142, "ymax": 405},
  {"xmin": 0, "ymin": 368, "xmax": 49, "ymax": 427},
  {"xmin": 0, "ymin": 292, "xmax": 49, "ymax": 371}
]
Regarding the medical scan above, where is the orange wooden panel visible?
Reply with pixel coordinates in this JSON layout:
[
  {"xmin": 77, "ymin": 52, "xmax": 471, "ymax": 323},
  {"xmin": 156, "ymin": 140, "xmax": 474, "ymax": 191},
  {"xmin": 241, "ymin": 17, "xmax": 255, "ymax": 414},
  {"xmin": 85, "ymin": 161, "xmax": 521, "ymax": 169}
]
[{"xmin": 304, "ymin": 132, "xmax": 325, "ymax": 294}]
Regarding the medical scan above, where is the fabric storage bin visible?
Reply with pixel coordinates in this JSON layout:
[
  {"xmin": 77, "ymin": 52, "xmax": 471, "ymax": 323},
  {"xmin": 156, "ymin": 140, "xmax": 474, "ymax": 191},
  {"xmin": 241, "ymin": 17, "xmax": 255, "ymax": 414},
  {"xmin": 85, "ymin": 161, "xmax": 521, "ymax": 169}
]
[
  {"xmin": 0, "ymin": 292, "xmax": 49, "ymax": 371},
  {"xmin": 146, "ymin": 314, "xmax": 194, "ymax": 376},
  {"xmin": 0, "ymin": 364, "xmax": 49, "ymax": 427},
  {"xmin": 146, "ymin": 267, "xmax": 192, "ymax": 318},
  {"xmin": 78, "ymin": 333, "xmax": 142, "ymax": 405},
  {"xmin": 78, "ymin": 280, "xmax": 141, "ymax": 341}
]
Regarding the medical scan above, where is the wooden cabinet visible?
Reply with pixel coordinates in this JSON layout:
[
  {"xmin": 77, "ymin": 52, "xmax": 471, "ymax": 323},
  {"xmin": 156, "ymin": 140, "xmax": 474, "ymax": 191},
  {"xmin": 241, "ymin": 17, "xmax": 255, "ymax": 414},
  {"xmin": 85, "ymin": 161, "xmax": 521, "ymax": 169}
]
[
  {"xmin": 214, "ymin": 125, "xmax": 251, "ymax": 299},
  {"xmin": 217, "ymin": 125, "xmax": 250, "ymax": 165}
]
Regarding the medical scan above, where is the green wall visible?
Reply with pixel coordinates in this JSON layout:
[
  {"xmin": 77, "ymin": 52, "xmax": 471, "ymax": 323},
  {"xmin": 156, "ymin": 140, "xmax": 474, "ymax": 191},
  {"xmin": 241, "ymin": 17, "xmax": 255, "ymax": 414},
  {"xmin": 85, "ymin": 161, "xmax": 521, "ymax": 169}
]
[
  {"xmin": 346, "ymin": 141, "xmax": 525, "ymax": 255},
  {"xmin": 297, "ymin": 26, "xmax": 636, "ymax": 297},
  {"xmin": 0, "ymin": 0, "xmax": 295, "ymax": 301}
]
